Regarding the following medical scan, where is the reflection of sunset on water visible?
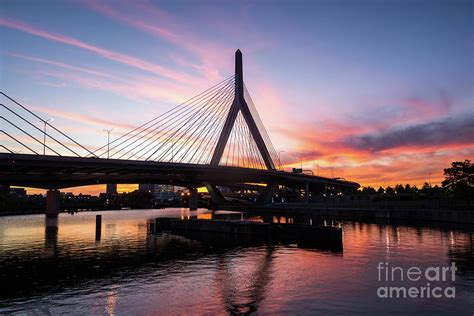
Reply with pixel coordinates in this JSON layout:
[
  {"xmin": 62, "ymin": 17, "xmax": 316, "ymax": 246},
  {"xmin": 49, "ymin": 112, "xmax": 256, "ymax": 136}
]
[{"xmin": 0, "ymin": 209, "xmax": 473, "ymax": 314}]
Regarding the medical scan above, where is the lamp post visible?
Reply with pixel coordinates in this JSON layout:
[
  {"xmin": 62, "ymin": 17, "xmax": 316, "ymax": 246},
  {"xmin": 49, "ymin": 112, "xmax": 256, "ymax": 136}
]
[
  {"xmin": 103, "ymin": 129, "xmax": 113, "ymax": 159},
  {"xmin": 428, "ymin": 172, "xmax": 432, "ymax": 188},
  {"xmin": 41, "ymin": 118, "xmax": 53, "ymax": 155}
]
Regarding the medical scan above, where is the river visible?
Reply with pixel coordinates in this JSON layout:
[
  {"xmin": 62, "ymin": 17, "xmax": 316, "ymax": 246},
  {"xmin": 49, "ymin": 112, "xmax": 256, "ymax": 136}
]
[{"xmin": 0, "ymin": 208, "xmax": 473, "ymax": 314}]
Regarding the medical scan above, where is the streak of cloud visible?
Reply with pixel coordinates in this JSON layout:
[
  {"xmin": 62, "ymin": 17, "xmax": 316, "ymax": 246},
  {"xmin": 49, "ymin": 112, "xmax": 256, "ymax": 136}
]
[
  {"xmin": 342, "ymin": 114, "xmax": 474, "ymax": 152},
  {"xmin": 0, "ymin": 17, "xmax": 204, "ymax": 85}
]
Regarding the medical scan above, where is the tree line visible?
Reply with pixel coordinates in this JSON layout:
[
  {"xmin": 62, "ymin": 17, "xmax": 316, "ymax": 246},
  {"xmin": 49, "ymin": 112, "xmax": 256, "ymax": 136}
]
[{"xmin": 357, "ymin": 160, "xmax": 473, "ymax": 200}]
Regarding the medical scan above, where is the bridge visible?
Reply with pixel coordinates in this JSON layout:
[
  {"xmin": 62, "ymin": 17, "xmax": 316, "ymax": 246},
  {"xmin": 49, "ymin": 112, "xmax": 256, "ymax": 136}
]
[{"xmin": 0, "ymin": 50, "xmax": 359, "ymax": 216}]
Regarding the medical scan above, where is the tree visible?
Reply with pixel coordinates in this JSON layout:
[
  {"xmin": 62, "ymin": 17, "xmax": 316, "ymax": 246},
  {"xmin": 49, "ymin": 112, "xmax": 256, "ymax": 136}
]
[
  {"xmin": 442, "ymin": 160, "xmax": 474, "ymax": 199},
  {"xmin": 385, "ymin": 186, "xmax": 395, "ymax": 195},
  {"xmin": 377, "ymin": 186, "xmax": 385, "ymax": 195},
  {"xmin": 361, "ymin": 186, "xmax": 376, "ymax": 194},
  {"xmin": 395, "ymin": 184, "xmax": 404, "ymax": 194}
]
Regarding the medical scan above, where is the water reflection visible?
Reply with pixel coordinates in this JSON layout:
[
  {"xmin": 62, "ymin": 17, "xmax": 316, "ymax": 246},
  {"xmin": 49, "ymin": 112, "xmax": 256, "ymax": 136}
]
[
  {"xmin": 216, "ymin": 247, "xmax": 274, "ymax": 314},
  {"xmin": 44, "ymin": 217, "xmax": 58, "ymax": 251},
  {"xmin": 0, "ymin": 209, "xmax": 473, "ymax": 314},
  {"xmin": 105, "ymin": 288, "xmax": 119, "ymax": 316}
]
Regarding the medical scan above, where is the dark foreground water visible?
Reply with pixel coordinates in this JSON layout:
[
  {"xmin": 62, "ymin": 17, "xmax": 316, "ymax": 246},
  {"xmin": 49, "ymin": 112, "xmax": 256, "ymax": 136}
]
[{"xmin": 0, "ymin": 208, "xmax": 473, "ymax": 315}]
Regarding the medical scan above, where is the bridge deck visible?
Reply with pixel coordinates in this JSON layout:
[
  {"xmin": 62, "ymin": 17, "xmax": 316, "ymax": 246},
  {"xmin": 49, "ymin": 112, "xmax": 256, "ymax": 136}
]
[{"xmin": 0, "ymin": 153, "xmax": 359, "ymax": 190}]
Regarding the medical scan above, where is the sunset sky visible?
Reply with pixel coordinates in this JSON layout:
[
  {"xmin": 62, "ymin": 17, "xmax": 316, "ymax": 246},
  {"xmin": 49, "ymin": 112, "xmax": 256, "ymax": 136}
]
[{"xmin": 1, "ymin": 0, "xmax": 473, "ymax": 194}]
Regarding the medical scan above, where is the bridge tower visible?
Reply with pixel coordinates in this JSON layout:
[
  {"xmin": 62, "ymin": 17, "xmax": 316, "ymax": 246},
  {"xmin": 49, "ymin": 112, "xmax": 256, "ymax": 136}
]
[{"xmin": 210, "ymin": 50, "xmax": 276, "ymax": 170}]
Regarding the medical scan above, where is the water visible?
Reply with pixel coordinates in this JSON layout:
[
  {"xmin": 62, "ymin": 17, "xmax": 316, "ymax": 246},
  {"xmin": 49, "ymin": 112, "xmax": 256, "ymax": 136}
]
[{"xmin": 0, "ymin": 208, "xmax": 473, "ymax": 315}]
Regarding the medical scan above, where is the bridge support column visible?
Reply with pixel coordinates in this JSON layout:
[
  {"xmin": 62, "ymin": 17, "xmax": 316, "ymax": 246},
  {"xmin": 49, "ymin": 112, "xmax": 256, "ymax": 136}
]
[
  {"xmin": 256, "ymin": 182, "xmax": 278, "ymax": 205},
  {"xmin": 46, "ymin": 189, "xmax": 60, "ymax": 218},
  {"xmin": 188, "ymin": 188, "xmax": 198, "ymax": 210},
  {"xmin": 205, "ymin": 183, "xmax": 225, "ymax": 209},
  {"xmin": 44, "ymin": 216, "xmax": 58, "ymax": 249}
]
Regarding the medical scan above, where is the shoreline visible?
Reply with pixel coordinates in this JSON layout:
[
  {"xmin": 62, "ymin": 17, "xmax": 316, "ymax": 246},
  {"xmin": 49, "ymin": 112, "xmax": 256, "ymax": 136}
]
[
  {"xmin": 224, "ymin": 204, "xmax": 474, "ymax": 225},
  {"xmin": 2, "ymin": 204, "xmax": 474, "ymax": 226}
]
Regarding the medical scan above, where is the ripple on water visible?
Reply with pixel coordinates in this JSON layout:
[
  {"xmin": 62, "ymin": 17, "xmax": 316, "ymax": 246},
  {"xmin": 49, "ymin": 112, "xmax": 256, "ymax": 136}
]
[{"xmin": 0, "ymin": 209, "xmax": 473, "ymax": 314}]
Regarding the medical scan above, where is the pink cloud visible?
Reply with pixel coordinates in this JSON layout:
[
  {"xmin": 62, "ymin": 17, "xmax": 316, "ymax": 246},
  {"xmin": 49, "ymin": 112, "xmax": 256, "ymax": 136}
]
[
  {"xmin": 4, "ymin": 51, "xmax": 121, "ymax": 80},
  {"xmin": 0, "ymin": 17, "xmax": 203, "ymax": 86},
  {"xmin": 82, "ymin": 0, "xmax": 235, "ymax": 80},
  {"xmin": 7, "ymin": 51, "xmax": 201, "ymax": 106},
  {"xmin": 36, "ymin": 67, "xmax": 192, "ymax": 106}
]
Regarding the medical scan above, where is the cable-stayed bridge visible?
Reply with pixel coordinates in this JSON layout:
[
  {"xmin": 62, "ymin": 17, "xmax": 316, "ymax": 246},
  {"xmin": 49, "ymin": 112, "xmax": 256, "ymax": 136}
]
[{"xmin": 0, "ymin": 50, "xmax": 359, "ymax": 215}]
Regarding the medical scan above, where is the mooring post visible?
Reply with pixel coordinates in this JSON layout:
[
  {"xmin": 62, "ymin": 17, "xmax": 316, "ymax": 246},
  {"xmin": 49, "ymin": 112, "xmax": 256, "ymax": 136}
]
[
  {"xmin": 95, "ymin": 214, "xmax": 102, "ymax": 240},
  {"xmin": 45, "ymin": 189, "xmax": 60, "ymax": 218}
]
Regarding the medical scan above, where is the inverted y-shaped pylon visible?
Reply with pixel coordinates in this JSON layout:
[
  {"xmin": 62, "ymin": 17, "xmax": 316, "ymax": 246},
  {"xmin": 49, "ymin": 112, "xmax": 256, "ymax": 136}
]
[{"xmin": 211, "ymin": 50, "xmax": 276, "ymax": 170}]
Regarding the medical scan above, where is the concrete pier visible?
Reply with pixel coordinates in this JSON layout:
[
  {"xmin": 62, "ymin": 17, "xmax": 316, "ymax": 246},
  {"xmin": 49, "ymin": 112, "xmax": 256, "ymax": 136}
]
[
  {"xmin": 205, "ymin": 183, "xmax": 225, "ymax": 208},
  {"xmin": 45, "ymin": 189, "xmax": 60, "ymax": 218},
  {"xmin": 44, "ymin": 217, "xmax": 58, "ymax": 248},
  {"xmin": 156, "ymin": 218, "xmax": 342, "ymax": 250}
]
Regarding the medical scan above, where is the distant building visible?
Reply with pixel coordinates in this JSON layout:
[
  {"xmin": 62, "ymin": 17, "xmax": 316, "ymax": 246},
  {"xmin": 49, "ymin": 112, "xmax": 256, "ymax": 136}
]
[
  {"xmin": 76, "ymin": 193, "xmax": 92, "ymax": 200},
  {"xmin": 10, "ymin": 187, "xmax": 26, "ymax": 197},
  {"xmin": 61, "ymin": 192, "xmax": 74, "ymax": 199},
  {"xmin": 138, "ymin": 183, "xmax": 155, "ymax": 193},
  {"xmin": 157, "ymin": 185, "xmax": 175, "ymax": 193},
  {"xmin": 139, "ymin": 184, "xmax": 175, "ymax": 193},
  {"xmin": 106, "ymin": 183, "xmax": 118, "ymax": 195},
  {"xmin": 138, "ymin": 184, "xmax": 181, "ymax": 200}
]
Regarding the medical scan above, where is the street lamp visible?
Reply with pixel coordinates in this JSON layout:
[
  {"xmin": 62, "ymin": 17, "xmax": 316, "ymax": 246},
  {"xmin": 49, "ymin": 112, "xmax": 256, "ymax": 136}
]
[
  {"xmin": 41, "ymin": 118, "xmax": 53, "ymax": 155},
  {"xmin": 103, "ymin": 129, "xmax": 114, "ymax": 159}
]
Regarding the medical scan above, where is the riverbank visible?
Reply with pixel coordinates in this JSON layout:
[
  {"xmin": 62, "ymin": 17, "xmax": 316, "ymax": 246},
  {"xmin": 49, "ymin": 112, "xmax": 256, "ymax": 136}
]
[
  {"xmin": 2, "ymin": 201, "xmax": 473, "ymax": 225},
  {"xmin": 226, "ymin": 204, "xmax": 474, "ymax": 225}
]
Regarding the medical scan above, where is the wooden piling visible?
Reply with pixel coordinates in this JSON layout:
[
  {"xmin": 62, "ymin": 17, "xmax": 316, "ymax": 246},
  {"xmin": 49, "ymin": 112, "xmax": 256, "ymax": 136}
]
[{"xmin": 95, "ymin": 214, "xmax": 102, "ymax": 240}]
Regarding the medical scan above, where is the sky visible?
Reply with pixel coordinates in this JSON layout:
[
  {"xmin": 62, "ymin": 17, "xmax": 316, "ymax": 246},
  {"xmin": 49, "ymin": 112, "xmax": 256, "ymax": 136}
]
[{"xmin": 1, "ymin": 0, "xmax": 473, "ymax": 194}]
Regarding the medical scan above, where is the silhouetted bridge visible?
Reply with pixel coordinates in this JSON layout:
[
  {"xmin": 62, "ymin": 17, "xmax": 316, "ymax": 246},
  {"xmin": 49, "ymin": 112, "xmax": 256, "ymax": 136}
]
[{"xmin": 0, "ymin": 50, "xmax": 359, "ymax": 215}]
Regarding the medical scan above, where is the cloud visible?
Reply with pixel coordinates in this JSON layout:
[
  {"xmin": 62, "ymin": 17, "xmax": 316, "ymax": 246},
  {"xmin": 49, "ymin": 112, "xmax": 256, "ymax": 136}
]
[
  {"xmin": 82, "ymin": 0, "xmax": 275, "ymax": 81},
  {"xmin": 342, "ymin": 114, "xmax": 474, "ymax": 152},
  {"xmin": 82, "ymin": 0, "xmax": 232, "ymax": 80},
  {"xmin": 0, "ymin": 17, "xmax": 202, "ymax": 85},
  {"xmin": 6, "ymin": 52, "xmax": 199, "ymax": 106},
  {"xmin": 4, "ymin": 51, "xmax": 121, "ymax": 80}
]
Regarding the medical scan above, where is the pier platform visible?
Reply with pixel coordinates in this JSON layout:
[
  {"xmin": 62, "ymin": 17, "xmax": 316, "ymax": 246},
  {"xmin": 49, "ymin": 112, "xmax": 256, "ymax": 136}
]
[{"xmin": 155, "ymin": 218, "xmax": 342, "ymax": 250}]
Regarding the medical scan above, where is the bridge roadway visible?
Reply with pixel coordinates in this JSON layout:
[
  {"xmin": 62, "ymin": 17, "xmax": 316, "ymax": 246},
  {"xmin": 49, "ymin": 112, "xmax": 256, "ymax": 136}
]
[{"xmin": 0, "ymin": 153, "xmax": 359, "ymax": 191}]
